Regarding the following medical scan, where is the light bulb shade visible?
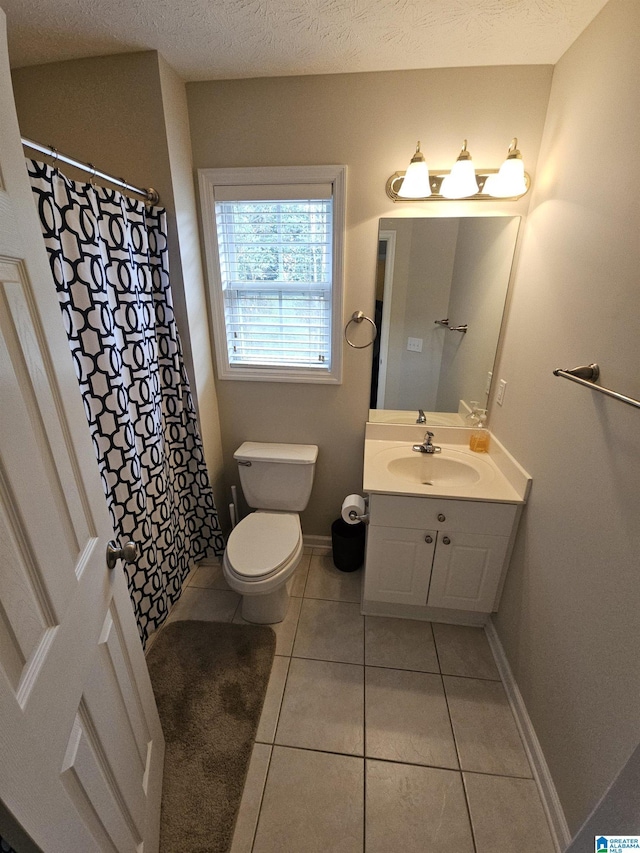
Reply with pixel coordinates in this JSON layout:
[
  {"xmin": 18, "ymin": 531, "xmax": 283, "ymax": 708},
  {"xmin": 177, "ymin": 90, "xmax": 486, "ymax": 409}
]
[
  {"xmin": 485, "ymin": 157, "xmax": 527, "ymax": 198},
  {"xmin": 397, "ymin": 153, "xmax": 431, "ymax": 198},
  {"xmin": 440, "ymin": 159, "xmax": 479, "ymax": 199}
]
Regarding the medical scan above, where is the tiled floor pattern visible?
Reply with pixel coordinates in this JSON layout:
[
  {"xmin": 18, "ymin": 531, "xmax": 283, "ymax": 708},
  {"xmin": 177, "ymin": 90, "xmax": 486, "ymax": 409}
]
[{"xmin": 166, "ymin": 549, "xmax": 556, "ymax": 853}]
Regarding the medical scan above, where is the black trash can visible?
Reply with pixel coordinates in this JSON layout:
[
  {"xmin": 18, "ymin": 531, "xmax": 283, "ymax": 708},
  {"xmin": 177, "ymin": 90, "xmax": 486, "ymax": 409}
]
[{"xmin": 331, "ymin": 518, "xmax": 365, "ymax": 572}]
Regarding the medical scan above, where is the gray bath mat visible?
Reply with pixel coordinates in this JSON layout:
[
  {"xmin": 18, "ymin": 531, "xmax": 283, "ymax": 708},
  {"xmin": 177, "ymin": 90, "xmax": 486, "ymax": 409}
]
[{"xmin": 147, "ymin": 620, "xmax": 276, "ymax": 852}]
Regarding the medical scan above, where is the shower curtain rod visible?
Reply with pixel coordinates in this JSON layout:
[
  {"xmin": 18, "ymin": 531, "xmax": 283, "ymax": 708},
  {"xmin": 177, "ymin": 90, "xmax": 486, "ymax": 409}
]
[{"xmin": 21, "ymin": 137, "xmax": 160, "ymax": 205}]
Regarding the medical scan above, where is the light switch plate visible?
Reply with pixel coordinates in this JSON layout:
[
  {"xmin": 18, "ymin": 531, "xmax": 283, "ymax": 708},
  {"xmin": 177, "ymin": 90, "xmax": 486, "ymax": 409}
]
[
  {"xmin": 497, "ymin": 379, "xmax": 507, "ymax": 406},
  {"xmin": 485, "ymin": 371, "xmax": 493, "ymax": 395},
  {"xmin": 407, "ymin": 337, "xmax": 423, "ymax": 353}
]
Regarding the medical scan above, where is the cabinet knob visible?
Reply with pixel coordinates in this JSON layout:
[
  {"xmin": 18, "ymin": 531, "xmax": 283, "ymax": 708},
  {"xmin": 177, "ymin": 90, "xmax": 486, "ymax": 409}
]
[
  {"xmin": 442, "ymin": 536, "xmax": 451, "ymax": 545},
  {"xmin": 437, "ymin": 513, "xmax": 446, "ymax": 522},
  {"xmin": 424, "ymin": 535, "xmax": 433, "ymax": 544}
]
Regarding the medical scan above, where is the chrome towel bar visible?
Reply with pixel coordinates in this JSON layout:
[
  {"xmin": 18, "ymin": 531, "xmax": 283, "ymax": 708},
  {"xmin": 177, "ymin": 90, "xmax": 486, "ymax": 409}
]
[
  {"xmin": 553, "ymin": 363, "xmax": 640, "ymax": 410},
  {"xmin": 435, "ymin": 318, "xmax": 468, "ymax": 333}
]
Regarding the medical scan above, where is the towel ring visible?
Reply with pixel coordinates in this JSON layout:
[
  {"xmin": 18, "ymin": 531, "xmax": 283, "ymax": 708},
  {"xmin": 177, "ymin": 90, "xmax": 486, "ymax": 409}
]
[{"xmin": 344, "ymin": 311, "xmax": 378, "ymax": 349}]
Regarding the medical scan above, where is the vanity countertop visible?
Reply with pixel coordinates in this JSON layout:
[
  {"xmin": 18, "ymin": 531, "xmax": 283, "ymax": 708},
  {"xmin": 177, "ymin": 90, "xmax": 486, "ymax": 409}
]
[{"xmin": 363, "ymin": 423, "xmax": 531, "ymax": 504}]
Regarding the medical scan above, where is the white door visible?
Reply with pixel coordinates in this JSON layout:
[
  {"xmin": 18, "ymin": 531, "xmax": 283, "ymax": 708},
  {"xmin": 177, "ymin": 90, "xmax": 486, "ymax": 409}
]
[{"xmin": 0, "ymin": 10, "xmax": 164, "ymax": 853}]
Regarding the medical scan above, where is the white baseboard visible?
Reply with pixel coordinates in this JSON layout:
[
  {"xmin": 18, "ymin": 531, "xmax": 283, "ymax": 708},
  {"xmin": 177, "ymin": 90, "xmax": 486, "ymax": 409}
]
[
  {"xmin": 362, "ymin": 599, "xmax": 487, "ymax": 626},
  {"xmin": 485, "ymin": 618, "xmax": 571, "ymax": 852},
  {"xmin": 303, "ymin": 534, "xmax": 332, "ymax": 553},
  {"xmin": 200, "ymin": 538, "xmax": 332, "ymax": 558}
]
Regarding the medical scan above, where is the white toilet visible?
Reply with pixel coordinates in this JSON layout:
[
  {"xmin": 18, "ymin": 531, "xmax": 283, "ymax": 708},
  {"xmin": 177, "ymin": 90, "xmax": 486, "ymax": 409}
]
[{"xmin": 223, "ymin": 441, "xmax": 318, "ymax": 624}]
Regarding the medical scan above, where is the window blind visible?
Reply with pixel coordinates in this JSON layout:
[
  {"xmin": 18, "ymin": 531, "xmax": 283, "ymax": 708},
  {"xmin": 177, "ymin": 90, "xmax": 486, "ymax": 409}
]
[{"xmin": 214, "ymin": 197, "xmax": 333, "ymax": 369}]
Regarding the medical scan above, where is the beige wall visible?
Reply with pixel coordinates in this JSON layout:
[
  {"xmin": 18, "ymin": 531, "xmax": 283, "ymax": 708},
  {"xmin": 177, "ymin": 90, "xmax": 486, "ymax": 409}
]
[
  {"xmin": 11, "ymin": 52, "xmax": 226, "ymax": 509},
  {"xmin": 186, "ymin": 65, "xmax": 553, "ymax": 534},
  {"xmin": 491, "ymin": 0, "xmax": 640, "ymax": 832},
  {"xmin": 156, "ymin": 56, "xmax": 225, "ymax": 513},
  {"xmin": 11, "ymin": 52, "xmax": 197, "ymax": 392}
]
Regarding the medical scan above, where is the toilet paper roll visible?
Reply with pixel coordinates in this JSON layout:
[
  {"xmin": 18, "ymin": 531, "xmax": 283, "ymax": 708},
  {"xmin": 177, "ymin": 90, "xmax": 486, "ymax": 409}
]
[{"xmin": 341, "ymin": 494, "xmax": 366, "ymax": 525}]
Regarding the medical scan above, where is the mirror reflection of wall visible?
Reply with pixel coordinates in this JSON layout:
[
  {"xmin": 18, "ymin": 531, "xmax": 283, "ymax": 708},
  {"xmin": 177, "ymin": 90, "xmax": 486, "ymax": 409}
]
[{"xmin": 371, "ymin": 216, "xmax": 520, "ymax": 425}]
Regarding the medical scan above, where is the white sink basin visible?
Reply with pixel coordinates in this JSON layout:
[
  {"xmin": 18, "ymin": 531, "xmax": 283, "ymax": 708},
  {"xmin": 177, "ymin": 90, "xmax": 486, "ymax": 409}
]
[
  {"xmin": 362, "ymin": 424, "xmax": 531, "ymax": 502},
  {"xmin": 376, "ymin": 446, "xmax": 493, "ymax": 488},
  {"xmin": 388, "ymin": 454, "xmax": 480, "ymax": 486}
]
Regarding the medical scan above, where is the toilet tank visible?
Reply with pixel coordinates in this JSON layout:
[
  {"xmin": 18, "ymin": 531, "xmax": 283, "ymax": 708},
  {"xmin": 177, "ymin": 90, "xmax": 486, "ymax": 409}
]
[{"xmin": 234, "ymin": 442, "xmax": 319, "ymax": 511}]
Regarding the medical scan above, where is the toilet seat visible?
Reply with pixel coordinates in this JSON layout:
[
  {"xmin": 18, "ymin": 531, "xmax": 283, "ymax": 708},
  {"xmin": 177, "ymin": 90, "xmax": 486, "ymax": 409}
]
[{"xmin": 225, "ymin": 511, "xmax": 301, "ymax": 580}]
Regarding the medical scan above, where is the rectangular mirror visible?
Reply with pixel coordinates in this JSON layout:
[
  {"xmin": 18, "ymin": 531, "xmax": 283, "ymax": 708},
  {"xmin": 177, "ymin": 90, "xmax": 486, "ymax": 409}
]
[{"xmin": 370, "ymin": 216, "xmax": 520, "ymax": 425}]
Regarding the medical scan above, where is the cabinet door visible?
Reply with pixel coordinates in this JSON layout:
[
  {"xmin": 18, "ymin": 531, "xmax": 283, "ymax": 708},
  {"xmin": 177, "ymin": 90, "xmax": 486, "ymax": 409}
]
[
  {"xmin": 364, "ymin": 525, "xmax": 436, "ymax": 605},
  {"xmin": 427, "ymin": 533, "xmax": 510, "ymax": 612}
]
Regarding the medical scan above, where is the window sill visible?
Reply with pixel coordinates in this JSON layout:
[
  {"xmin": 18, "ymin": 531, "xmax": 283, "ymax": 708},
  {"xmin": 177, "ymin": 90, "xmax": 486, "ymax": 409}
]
[{"xmin": 217, "ymin": 364, "xmax": 342, "ymax": 384}]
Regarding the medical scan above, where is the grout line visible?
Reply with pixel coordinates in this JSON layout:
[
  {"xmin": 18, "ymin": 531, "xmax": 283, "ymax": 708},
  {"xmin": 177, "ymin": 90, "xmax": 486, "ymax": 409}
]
[
  {"xmin": 302, "ymin": 593, "xmax": 362, "ymax": 604},
  {"xmin": 438, "ymin": 671, "xmax": 502, "ymax": 682},
  {"xmin": 258, "ymin": 655, "xmax": 291, "ymax": 747},
  {"xmin": 459, "ymin": 767, "xmax": 537, "ymax": 781},
  {"xmin": 299, "ymin": 558, "xmax": 310, "ymax": 598},
  {"xmin": 461, "ymin": 771, "xmax": 479, "ymax": 853},
  {"xmin": 260, "ymin": 741, "xmax": 464, "ymax": 772},
  {"xmin": 274, "ymin": 744, "xmax": 365, "ymax": 762},
  {"xmin": 231, "ymin": 596, "xmax": 243, "ymax": 622},
  {"xmin": 362, "ymin": 661, "xmax": 501, "ymax": 680},
  {"xmin": 365, "ymin": 663, "xmax": 440, "ymax": 675},
  {"xmin": 286, "ymin": 592, "xmax": 304, "ymax": 659},
  {"xmin": 291, "ymin": 653, "xmax": 364, "ymax": 665},
  {"xmin": 248, "ymin": 743, "xmax": 274, "ymax": 853},
  {"xmin": 433, "ymin": 622, "xmax": 478, "ymax": 853},
  {"xmin": 260, "ymin": 738, "xmax": 538, "ymax": 780}
]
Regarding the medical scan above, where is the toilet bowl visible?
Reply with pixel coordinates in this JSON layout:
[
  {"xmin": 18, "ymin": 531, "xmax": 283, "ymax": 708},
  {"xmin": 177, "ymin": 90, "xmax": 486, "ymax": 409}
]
[
  {"xmin": 222, "ymin": 441, "xmax": 318, "ymax": 624},
  {"xmin": 223, "ymin": 511, "xmax": 303, "ymax": 623}
]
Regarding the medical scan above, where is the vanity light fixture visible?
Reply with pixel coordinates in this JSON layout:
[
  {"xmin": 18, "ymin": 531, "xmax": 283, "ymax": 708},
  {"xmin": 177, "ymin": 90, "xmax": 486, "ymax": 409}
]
[
  {"xmin": 396, "ymin": 141, "xmax": 431, "ymax": 198},
  {"xmin": 482, "ymin": 138, "xmax": 528, "ymax": 198},
  {"xmin": 386, "ymin": 137, "xmax": 530, "ymax": 202},
  {"xmin": 440, "ymin": 140, "xmax": 479, "ymax": 199}
]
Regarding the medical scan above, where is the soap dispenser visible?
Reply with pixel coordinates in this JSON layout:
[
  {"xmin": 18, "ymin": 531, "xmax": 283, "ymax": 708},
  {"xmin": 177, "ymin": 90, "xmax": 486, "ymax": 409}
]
[{"xmin": 469, "ymin": 409, "xmax": 490, "ymax": 453}]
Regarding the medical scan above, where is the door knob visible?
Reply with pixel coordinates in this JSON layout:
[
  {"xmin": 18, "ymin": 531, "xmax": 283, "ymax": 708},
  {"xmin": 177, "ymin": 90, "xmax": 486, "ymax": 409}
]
[
  {"xmin": 424, "ymin": 535, "xmax": 433, "ymax": 544},
  {"xmin": 106, "ymin": 540, "xmax": 138, "ymax": 570},
  {"xmin": 442, "ymin": 536, "xmax": 451, "ymax": 545}
]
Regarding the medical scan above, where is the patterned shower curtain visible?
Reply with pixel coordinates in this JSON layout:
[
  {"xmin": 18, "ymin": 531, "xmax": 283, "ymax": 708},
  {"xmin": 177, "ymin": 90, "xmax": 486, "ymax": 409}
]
[{"xmin": 27, "ymin": 159, "xmax": 225, "ymax": 645}]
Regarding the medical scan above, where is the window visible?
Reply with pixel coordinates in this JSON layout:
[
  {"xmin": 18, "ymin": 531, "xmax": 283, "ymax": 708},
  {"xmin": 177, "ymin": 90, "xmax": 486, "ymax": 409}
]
[{"xmin": 199, "ymin": 166, "xmax": 346, "ymax": 383}]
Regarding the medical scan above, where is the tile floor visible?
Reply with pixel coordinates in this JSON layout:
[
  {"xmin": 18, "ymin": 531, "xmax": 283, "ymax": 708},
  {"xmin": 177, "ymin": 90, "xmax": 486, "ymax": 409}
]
[{"xmin": 166, "ymin": 548, "xmax": 557, "ymax": 853}]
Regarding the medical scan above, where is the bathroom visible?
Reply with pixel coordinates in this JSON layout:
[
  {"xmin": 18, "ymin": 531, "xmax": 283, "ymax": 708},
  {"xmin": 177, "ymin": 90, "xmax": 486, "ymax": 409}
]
[{"xmin": 0, "ymin": 0, "xmax": 638, "ymax": 849}]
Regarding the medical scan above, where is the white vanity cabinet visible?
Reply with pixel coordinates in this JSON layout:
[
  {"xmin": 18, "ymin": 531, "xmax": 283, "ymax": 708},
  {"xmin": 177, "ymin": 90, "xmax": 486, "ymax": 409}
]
[{"xmin": 363, "ymin": 493, "xmax": 521, "ymax": 618}]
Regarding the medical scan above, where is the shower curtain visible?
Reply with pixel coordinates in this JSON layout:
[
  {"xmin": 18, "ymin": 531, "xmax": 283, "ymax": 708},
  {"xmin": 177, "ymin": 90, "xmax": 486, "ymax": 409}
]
[{"xmin": 27, "ymin": 159, "xmax": 224, "ymax": 645}]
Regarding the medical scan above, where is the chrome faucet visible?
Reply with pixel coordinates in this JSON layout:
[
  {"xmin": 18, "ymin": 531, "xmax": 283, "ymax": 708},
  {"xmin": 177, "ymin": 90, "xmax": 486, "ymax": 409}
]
[
  {"xmin": 416, "ymin": 409, "xmax": 426, "ymax": 424},
  {"xmin": 412, "ymin": 431, "xmax": 441, "ymax": 454}
]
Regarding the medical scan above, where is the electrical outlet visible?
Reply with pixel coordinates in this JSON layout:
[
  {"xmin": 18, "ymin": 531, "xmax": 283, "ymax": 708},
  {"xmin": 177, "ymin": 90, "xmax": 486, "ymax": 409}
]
[
  {"xmin": 496, "ymin": 379, "xmax": 507, "ymax": 406},
  {"xmin": 485, "ymin": 371, "xmax": 493, "ymax": 396},
  {"xmin": 407, "ymin": 337, "xmax": 423, "ymax": 353}
]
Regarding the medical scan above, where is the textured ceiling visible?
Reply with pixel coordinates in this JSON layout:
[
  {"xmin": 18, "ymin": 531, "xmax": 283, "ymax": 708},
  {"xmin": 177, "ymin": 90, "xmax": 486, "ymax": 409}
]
[{"xmin": 3, "ymin": 0, "xmax": 609, "ymax": 81}]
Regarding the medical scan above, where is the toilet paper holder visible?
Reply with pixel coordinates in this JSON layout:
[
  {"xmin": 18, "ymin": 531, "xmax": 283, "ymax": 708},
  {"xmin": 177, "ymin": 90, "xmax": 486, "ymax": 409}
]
[
  {"xmin": 348, "ymin": 508, "xmax": 369, "ymax": 523},
  {"xmin": 341, "ymin": 493, "xmax": 369, "ymax": 525}
]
